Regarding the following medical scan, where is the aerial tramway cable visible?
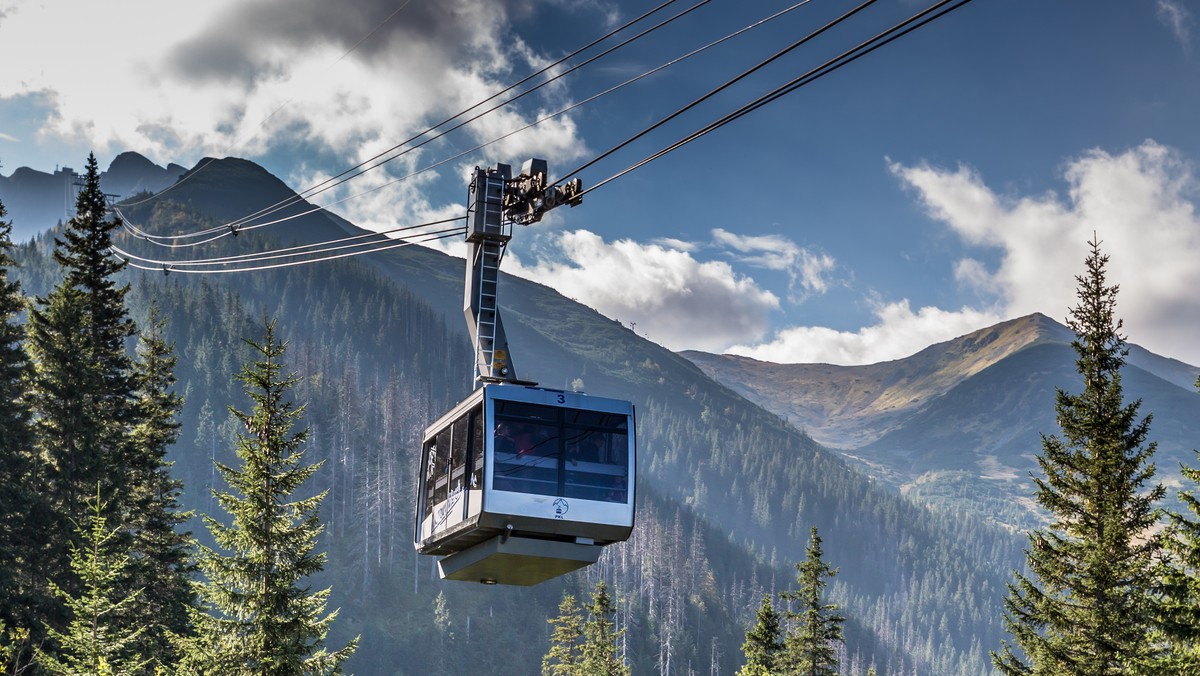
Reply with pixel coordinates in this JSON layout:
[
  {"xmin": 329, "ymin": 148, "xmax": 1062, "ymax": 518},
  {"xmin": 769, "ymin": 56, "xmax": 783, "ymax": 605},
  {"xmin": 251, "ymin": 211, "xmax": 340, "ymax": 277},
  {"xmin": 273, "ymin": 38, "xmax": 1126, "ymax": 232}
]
[
  {"xmin": 113, "ymin": 224, "xmax": 464, "ymax": 274},
  {"xmin": 114, "ymin": 216, "xmax": 465, "ymax": 267},
  {"xmin": 116, "ymin": 0, "xmax": 978, "ymax": 276},
  {"xmin": 120, "ymin": 0, "xmax": 695, "ymax": 243},
  {"xmin": 121, "ymin": 0, "xmax": 818, "ymax": 251},
  {"xmin": 118, "ymin": 0, "xmax": 421, "ymax": 210},
  {"xmin": 572, "ymin": 0, "xmax": 978, "ymax": 197}
]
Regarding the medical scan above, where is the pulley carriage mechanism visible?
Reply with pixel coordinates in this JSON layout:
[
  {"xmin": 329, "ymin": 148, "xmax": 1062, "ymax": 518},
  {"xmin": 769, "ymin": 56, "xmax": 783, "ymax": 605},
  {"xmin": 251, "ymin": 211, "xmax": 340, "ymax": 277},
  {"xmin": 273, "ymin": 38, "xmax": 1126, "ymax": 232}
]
[{"xmin": 414, "ymin": 160, "xmax": 635, "ymax": 586}]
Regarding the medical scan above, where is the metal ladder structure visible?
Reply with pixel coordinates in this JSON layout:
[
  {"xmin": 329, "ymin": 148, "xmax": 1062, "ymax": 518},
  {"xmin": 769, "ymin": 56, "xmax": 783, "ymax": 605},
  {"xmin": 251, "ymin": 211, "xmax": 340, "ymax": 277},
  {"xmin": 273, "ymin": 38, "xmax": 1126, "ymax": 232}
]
[
  {"xmin": 464, "ymin": 164, "xmax": 517, "ymax": 385},
  {"xmin": 462, "ymin": 160, "xmax": 582, "ymax": 387}
]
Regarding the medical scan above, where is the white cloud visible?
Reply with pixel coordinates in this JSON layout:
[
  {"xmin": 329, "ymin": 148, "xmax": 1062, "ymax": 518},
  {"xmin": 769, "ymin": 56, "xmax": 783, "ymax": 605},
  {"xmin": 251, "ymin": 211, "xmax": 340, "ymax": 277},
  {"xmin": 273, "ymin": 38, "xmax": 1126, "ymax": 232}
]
[
  {"xmin": 0, "ymin": 0, "xmax": 588, "ymax": 223},
  {"xmin": 504, "ymin": 229, "xmax": 780, "ymax": 352},
  {"xmin": 711, "ymin": 227, "xmax": 836, "ymax": 301},
  {"xmin": 722, "ymin": 140, "xmax": 1200, "ymax": 367},
  {"xmin": 1157, "ymin": 0, "xmax": 1193, "ymax": 51},
  {"xmin": 890, "ymin": 140, "xmax": 1200, "ymax": 365},
  {"xmin": 0, "ymin": 131, "xmax": 17, "ymax": 143},
  {"xmin": 651, "ymin": 236, "xmax": 698, "ymax": 252},
  {"xmin": 728, "ymin": 300, "xmax": 1001, "ymax": 365}
]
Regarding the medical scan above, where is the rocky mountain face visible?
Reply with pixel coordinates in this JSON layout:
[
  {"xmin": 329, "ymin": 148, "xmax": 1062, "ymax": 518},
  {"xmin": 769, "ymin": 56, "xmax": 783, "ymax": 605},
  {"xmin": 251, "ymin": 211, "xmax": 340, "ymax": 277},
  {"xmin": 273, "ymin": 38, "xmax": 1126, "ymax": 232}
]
[{"xmin": 685, "ymin": 314, "xmax": 1200, "ymax": 528}]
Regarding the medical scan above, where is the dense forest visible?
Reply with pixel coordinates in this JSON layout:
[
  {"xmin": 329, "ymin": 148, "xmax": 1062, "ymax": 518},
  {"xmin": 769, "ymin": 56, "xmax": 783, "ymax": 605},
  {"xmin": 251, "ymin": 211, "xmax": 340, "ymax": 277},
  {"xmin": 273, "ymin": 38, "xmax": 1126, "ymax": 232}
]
[{"xmin": 7, "ymin": 155, "xmax": 1198, "ymax": 674}]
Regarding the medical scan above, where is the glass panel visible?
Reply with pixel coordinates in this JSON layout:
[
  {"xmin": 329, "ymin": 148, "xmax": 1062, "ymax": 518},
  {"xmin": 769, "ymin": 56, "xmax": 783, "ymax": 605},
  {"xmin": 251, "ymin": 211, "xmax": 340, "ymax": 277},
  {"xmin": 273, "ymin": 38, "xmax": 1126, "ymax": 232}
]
[
  {"xmin": 564, "ymin": 426, "xmax": 629, "ymax": 503},
  {"xmin": 432, "ymin": 428, "xmax": 450, "ymax": 507},
  {"xmin": 494, "ymin": 400, "xmax": 560, "ymax": 496},
  {"xmin": 470, "ymin": 407, "xmax": 484, "ymax": 491},
  {"xmin": 451, "ymin": 415, "xmax": 468, "ymax": 494},
  {"xmin": 493, "ymin": 399, "xmax": 631, "ymax": 503}
]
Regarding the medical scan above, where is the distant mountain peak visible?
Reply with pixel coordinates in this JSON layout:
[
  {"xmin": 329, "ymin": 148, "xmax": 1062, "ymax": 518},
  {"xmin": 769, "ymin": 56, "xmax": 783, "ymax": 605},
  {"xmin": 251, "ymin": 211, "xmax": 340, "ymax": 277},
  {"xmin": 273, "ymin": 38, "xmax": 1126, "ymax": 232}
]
[
  {"xmin": 107, "ymin": 150, "xmax": 160, "ymax": 172},
  {"xmin": 116, "ymin": 155, "xmax": 367, "ymax": 245},
  {"xmin": 683, "ymin": 313, "xmax": 1083, "ymax": 450}
]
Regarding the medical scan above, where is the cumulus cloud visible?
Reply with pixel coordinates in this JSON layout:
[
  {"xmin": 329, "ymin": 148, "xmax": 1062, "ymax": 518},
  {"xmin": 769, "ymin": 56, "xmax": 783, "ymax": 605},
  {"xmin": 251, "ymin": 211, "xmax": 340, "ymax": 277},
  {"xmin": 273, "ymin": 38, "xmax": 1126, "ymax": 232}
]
[
  {"xmin": 728, "ymin": 301, "xmax": 1001, "ymax": 365},
  {"xmin": 504, "ymin": 229, "xmax": 779, "ymax": 352},
  {"xmin": 721, "ymin": 140, "xmax": 1200, "ymax": 366},
  {"xmin": 890, "ymin": 140, "xmax": 1200, "ymax": 365},
  {"xmin": 711, "ymin": 227, "xmax": 836, "ymax": 300},
  {"xmin": 0, "ymin": 0, "xmax": 588, "ymax": 226},
  {"xmin": 168, "ymin": 0, "xmax": 505, "ymax": 83}
]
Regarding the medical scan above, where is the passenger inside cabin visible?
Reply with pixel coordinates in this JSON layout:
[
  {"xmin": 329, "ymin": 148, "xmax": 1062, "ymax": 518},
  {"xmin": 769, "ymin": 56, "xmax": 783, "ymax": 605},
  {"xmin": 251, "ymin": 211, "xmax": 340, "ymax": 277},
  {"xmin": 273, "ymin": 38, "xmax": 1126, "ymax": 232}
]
[
  {"xmin": 496, "ymin": 421, "xmax": 538, "ymax": 455},
  {"xmin": 569, "ymin": 433, "xmax": 604, "ymax": 464},
  {"xmin": 495, "ymin": 423, "xmax": 516, "ymax": 455}
]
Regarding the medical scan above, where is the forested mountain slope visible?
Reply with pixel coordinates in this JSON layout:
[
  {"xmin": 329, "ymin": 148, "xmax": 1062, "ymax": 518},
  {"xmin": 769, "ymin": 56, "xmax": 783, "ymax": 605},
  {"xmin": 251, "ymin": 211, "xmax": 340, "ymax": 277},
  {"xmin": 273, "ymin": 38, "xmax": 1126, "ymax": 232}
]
[
  {"xmin": 686, "ymin": 314, "xmax": 1200, "ymax": 530},
  {"xmin": 11, "ymin": 154, "xmax": 1025, "ymax": 674}
]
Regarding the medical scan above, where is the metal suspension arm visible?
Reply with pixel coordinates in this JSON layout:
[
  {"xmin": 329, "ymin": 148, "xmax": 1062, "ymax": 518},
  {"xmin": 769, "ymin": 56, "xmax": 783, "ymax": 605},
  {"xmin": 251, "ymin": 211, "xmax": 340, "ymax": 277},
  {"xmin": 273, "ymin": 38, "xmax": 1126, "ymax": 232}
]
[{"xmin": 462, "ymin": 160, "xmax": 582, "ymax": 386}]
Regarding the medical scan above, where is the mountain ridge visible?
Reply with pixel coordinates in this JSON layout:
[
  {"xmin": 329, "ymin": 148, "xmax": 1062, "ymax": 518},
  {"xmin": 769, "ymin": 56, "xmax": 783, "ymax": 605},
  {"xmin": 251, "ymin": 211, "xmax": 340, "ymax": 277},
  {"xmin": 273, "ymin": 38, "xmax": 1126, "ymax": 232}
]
[
  {"xmin": 684, "ymin": 313, "xmax": 1200, "ymax": 528},
  {"xmin": 107, "ymin": 153, "xmax": 1023, "ymax": 672},
  {"xmin": 0, "ymin": 151, "xmax": 185, "ymax": 241}
]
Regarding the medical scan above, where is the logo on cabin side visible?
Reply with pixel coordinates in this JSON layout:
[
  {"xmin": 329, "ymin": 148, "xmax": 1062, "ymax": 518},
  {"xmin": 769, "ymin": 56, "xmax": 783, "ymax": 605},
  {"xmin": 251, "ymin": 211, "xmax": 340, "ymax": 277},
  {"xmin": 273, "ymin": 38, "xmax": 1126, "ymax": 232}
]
[
  {"xmin": 553, "ymin": 498, "xmax": 569, "ymax": 519},
  {"xmin": 433, "ymin": 485, "xmax": 464, "ymax": 530}
]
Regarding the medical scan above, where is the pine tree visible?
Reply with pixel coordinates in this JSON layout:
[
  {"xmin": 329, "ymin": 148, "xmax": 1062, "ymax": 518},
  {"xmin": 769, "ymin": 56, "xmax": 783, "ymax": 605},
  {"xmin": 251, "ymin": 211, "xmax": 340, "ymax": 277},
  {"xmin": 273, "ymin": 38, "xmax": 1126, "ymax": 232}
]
[
  {"xmin": 543, "ymin": 593, "xmax": 584, "ymax": 676},
  {"xmin": 26, "ymin": 152, "xmax": 137, "ymax": 574},
  {"xmin": 779, "ymin": 527, "xmax": 844, "ymax": 676},
  {"xmin": 993, "ymin": 236, "xmax": 1164, "ymax": 675},
  {"xmin": 580, "ymin": 581, "xmax": 628, "ymax": 676},
  {"xmin": 739, "ymin": 594, "xmax": 783, "ymax": 675},
  {"xmin": 179, "ymin": 321, "xmax": 357, "ymax": 674},
  {"xmin": 123, "ymin": 304, "xmax": 195, "ymax": 664},
  {"xmin": 36, "ymin": 490, "xmax": 150, "ymax": 676},
  {"xmin": 0, "ymin": 193, "xmax": 47, "ymax": 673},
  {"xmin": 1152, "ymin": 374, "xmax": 1200, "ymax": 671}
]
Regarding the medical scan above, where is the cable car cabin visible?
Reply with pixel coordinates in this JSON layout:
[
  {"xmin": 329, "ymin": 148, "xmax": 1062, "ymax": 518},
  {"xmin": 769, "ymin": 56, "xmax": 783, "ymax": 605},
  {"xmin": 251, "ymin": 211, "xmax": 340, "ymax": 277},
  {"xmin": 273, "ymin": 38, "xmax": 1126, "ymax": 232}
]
[{"xmin": 415, "ymin": 385, "xmax": 635, "ymax": 585}]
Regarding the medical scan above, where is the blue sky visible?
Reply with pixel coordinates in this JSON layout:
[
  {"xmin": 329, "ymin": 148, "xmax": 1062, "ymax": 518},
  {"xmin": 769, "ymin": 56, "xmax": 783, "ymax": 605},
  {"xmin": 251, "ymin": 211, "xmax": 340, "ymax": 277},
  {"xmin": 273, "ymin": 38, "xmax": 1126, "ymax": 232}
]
[{"xmin": 2, "ymin": 0, "xmax": 1199, "ymax": 366}]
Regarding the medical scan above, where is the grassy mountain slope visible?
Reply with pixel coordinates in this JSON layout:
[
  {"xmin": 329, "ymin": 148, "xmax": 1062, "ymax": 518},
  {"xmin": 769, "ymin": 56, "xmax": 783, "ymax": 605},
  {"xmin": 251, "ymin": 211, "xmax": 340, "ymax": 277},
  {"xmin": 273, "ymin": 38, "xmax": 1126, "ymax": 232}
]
[
  {"xmin": 686, "ymin": 314, "xmax": 1200, "ymax": 530},
  {"xmin": 682, "ymin": 313, "xmax": 1074, "ymax": 449}
]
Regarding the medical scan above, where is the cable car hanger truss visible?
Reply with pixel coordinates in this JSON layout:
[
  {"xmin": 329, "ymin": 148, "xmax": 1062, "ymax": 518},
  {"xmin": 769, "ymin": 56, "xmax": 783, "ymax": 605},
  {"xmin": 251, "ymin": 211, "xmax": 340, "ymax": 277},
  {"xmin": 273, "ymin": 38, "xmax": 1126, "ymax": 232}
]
[{"xmin": 464, "ymin": 158, "xmax": 581, "ymax": 387}]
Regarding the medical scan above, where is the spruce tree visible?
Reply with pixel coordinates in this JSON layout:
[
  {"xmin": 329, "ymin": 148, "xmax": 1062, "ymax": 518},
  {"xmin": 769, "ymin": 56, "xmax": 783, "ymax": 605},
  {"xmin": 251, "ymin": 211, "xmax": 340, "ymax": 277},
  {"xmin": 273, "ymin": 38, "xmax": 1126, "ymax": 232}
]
[
  {"xmin": 993, "ymin": 236, "xmax": 1164, "ymax": 675},
  {"xmin": 580, "ymin": 581, "xmax": 628, "ymax": 676},
  {"xmin": 1152, "ymin": 374, "xmax": 1200, "ymax": 671},
  {"xmin": 26, "ymin": 152, "xmax": 137, "ymax": 569},
  {"xmin": 123, "ymin": 305, "xmax": 195, "ymax": 663},
  {"xmin": 0, "ymin": 194, "xmax": 50, "ymax": 667},
  {"xmin": 180, "ymin": 321, "xmax": 357, "ymax": 674},
  {"xmin": 779, "ymin": 527, "xmax": 844, "ymax": 676},
  {"xmin": 431, "ymin": 590, "xmax": 454, "ymax": 676},
  {"xmin": 36, "ymin": 491, "xmax": 150, "ymax": 676},
  {"xmin": 543, "ymin": 593, "xmax": 584, "ymax": 676},
  {"xmin": 738, "ymin": 594, "xmax": 784, "ymax": 676}
]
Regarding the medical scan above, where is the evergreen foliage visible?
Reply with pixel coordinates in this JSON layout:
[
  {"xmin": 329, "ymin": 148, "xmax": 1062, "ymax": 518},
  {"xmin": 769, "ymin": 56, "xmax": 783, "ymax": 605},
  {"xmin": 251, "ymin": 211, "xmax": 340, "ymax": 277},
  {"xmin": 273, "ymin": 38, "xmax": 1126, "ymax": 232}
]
[
  {"xmin": 180, "ymin": 321, "xmax": 356, "ymax": 674},
  {"xmin": 4, "ymin": 158, "xmax": 1041, "ymax": 673},
  {"xmin": 543, "ymin": 593, "xmax": 584, "ymax": 676},
  {"xmin": 0, "ymin": 194, "xmax": 51, "ymax": 643},
  {"xmin": 1153, "ymin": 374, "xmax": 1200, "ymax": 671},
  {"xmin": 779, "ymin": 527, "xmax": 844, "ymax": 676},
  {"xmin": 26, "ymin": 152, "xmax": 138, "ymax": 582},
  {"xmin": 739, "ymin": 594, "xmax": 783, "ymax": 675},
  {"xmin": 36, "ymin": 490, "xmax": 150, "ymax": 676},
  {"xmin": 580, "ymin": 581, "xmax": 628, "ymax": 676},
  {"xmin": 993, "ymin": 236, "xmax": 1165, "ymax": 675},
  {"xmin": 123, "ymin": 304, "xmax": 195, "ymax": 662},
  {"xmin": 0, "ymin": 621, "xmax": 35, "ymax": 675},
  {"xmin": 430, "ymin": 591, "xmax": 455, "ymax": 676}
]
